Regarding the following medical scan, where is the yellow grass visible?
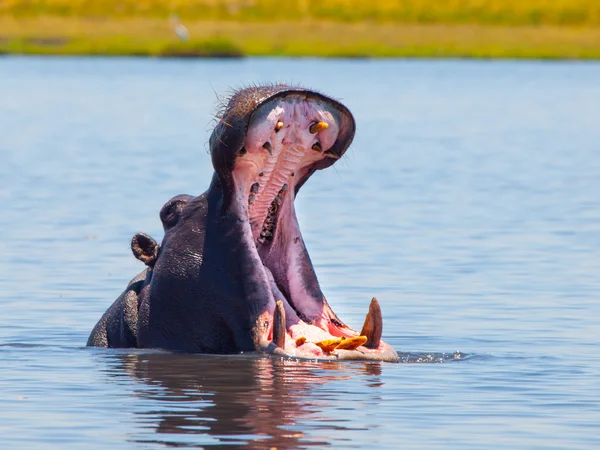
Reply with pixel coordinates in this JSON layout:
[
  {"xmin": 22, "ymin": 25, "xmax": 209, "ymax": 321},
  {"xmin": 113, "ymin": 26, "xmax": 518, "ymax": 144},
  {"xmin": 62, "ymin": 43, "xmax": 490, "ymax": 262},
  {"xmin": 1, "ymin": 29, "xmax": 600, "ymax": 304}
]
[
  {"xmin": 2, "ymin": 0, "xmax": 600, "ymax": 26},
  {"xmin": 1, "ymin": 1, "xmax": 600, "ymax": 58},
  {"xmin": 1, "ymin": 17, "xmax": 599, "ymax": 59}
]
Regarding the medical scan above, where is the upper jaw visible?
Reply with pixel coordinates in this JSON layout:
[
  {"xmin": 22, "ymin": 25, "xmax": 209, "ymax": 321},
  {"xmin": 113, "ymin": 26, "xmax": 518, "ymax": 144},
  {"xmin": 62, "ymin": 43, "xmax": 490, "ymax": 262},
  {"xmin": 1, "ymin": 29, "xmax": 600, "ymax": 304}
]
[
  {"xmin": 209, "ymin": 87, "xmax": 356, "ymax": 201},
  {"xmin": 233, "ymin": 94, "xmax": 347, "ymax": 244}
]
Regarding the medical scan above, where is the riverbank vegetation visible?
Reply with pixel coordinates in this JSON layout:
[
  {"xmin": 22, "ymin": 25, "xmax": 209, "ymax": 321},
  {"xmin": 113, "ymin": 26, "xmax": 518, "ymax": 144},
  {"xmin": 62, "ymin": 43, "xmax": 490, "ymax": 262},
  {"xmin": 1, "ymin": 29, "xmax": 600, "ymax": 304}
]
[{"xmin": 1, "ymin": 1, "xmax": 599, "ymax": 58}]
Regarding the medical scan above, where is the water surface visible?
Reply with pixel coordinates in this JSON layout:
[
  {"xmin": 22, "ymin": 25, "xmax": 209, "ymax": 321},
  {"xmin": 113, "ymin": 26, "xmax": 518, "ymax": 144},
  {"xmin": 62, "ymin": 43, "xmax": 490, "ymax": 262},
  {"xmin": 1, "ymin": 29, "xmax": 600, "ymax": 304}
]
[{"xmin": 1, "ymin": 57, "xmax": 599, "ymax": 449}]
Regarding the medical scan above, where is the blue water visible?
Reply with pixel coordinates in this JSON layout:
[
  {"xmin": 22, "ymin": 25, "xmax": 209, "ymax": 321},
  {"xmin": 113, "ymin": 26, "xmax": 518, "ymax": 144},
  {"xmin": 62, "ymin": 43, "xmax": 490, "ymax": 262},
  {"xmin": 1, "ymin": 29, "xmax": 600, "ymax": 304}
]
[{"xmin": 1, "ymin": 56, "xmax": 599, "ymax": 449}]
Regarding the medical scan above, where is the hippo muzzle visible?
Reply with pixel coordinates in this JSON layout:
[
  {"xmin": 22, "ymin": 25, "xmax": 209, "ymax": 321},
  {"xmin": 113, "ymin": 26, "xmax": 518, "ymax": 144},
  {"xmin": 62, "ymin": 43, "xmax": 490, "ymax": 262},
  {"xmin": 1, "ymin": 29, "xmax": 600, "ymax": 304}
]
[{"xmin": 88, "ymin": 85, "xmax": 399, "ymax": 362}]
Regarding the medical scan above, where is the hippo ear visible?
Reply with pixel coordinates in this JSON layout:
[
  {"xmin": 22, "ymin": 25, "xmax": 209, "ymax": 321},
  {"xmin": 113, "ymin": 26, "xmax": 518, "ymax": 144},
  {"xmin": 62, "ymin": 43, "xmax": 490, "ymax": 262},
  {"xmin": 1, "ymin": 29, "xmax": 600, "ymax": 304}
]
[{"xmin": 131, "ymin": 232, "xmax": 159, "ymax": 267}]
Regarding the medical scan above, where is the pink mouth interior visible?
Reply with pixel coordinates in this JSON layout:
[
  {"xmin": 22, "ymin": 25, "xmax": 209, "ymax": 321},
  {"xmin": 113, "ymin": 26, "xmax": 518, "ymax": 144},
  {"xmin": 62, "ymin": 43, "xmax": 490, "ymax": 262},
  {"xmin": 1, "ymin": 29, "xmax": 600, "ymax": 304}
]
[{"xmin": 230, "ymin": 96, "xmax": 395, "ymax": 360}]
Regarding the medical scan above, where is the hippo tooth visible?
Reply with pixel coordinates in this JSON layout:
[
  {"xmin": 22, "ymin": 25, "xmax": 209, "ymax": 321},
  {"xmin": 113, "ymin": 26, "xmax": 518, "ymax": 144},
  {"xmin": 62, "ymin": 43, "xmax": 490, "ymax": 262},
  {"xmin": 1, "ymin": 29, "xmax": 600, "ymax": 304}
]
[
  {"xmin": 309, "ymin": 121, "xmax": 329, "ymax": 134},
  {"xmin": 275, "ymin": 121, "xmax": 284, "ymax": 131},
  {"xmin": 295, "ymin": 336, "xmax": 306, "ymax": 346},
  {"xmin": 272, "ymin": 300, "xmax": 286, "ymax": 349},
  {"xmin": 336, "ymin": 335, "xmax": 368, "ymax": 350},
  {"xmin": 323, "ymin": 150, "xmax": 340, "ymax": 160},
  {"xmin": 314, "ymin": 337, "xmax": 342, "ymax": 352},
  {"xmin": 311, "ymin": 142, "xmax": 322, "ymax": 152},
  {"xmin": 360, "ymin": 297, "xmax": 383, "ymax": 349},
  {"xmin": 262, "ymin": 142, "xmax": 273, "ymax": 155}
]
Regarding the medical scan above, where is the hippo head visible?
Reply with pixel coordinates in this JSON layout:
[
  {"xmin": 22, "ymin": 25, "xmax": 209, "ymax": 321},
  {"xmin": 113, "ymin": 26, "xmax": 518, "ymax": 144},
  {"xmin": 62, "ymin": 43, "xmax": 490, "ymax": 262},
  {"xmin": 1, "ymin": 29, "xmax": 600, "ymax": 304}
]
[{"xmin": 92, "ymin": 85, "xmax": 398, "ymax": 362}]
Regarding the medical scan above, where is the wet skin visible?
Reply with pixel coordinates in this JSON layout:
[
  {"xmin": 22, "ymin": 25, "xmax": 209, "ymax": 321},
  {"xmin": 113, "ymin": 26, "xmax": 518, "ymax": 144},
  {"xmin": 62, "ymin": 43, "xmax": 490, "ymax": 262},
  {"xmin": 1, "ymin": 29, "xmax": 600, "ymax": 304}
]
[{"xmin": 87, "ymin": 85, "xmax": 398, "ymax": 362}]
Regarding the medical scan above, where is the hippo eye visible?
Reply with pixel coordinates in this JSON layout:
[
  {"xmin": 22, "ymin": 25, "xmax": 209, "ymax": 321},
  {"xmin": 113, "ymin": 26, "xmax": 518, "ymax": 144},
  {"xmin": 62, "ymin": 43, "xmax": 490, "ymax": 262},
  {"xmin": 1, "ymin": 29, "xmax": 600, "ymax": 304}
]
[
  {"xmin": 159, "ymin": 195, "xmax": 192, "ymax": 231},
  {"xmin": 160, "ymin": 200, "xmax": 183, "ymax": 230}
]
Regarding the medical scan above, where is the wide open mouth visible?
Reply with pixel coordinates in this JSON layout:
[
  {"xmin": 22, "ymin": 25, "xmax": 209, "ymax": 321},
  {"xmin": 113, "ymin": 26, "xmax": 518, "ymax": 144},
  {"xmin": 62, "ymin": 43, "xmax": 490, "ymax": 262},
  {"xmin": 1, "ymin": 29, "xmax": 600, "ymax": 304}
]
[{"xmin": 230, "ymin": 93, "xmax": 398, "ymax": 362}]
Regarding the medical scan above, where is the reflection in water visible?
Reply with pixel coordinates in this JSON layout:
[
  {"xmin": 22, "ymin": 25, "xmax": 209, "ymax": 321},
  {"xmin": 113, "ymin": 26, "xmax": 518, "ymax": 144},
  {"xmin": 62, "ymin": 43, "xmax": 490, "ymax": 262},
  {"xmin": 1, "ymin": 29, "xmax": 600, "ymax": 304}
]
[{"xmin": 103, "ymin": 352, "xmax": 384, "ymax": 448}]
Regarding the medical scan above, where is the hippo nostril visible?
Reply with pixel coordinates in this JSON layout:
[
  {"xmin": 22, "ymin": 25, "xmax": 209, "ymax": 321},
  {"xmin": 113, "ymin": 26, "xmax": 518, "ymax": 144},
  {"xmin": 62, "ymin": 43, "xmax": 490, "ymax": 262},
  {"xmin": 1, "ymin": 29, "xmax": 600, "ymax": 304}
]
[
  {"xmin": 262, "ymin": 142, "xmax": 273, "ymax": 155},
  {"xmin": 237, "ymin": 147, "xmax": 247, "ymax": 157},
  {"xmin": 311, "ymin": 142, "xmax": 322, "ymax": 152},
  {"xmin": 275, "ymin": 121, "xmax": 284, "ymax": 132}
]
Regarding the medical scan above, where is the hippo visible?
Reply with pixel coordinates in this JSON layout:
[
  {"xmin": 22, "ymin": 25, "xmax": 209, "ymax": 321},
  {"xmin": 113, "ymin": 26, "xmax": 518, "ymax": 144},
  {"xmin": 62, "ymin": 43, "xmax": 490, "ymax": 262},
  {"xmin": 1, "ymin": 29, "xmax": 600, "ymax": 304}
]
[{"xmin": 87, "ymin": 85, "xmax": 398, "ymax": 362}]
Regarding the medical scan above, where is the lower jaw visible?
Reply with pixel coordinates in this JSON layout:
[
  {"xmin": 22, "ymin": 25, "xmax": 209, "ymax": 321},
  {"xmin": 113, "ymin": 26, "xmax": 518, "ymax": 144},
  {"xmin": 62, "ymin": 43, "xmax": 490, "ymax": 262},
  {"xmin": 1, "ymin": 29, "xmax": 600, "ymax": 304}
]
[
  {"xmin": 235, "ymin": 166, "xmax": 397, "ymax": 361},
  {"xmin": 280, "ymin": 333, "xmax": 399, "ymax": 362},
  {"xmin": 260, "ymin": 332, "xmax": 400, "ymax": 362},
  {"xmin": 256, "ymin": 264, "xmax": 399, "ymax": 362}
]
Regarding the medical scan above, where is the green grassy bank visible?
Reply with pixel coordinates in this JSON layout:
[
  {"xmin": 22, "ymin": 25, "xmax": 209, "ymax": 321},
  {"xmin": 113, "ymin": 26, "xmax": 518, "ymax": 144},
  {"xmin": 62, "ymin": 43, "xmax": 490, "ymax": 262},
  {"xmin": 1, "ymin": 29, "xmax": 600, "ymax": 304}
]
[{"xmin": 1, "ymin": 1, "xmax": 600, "ymax": 58}]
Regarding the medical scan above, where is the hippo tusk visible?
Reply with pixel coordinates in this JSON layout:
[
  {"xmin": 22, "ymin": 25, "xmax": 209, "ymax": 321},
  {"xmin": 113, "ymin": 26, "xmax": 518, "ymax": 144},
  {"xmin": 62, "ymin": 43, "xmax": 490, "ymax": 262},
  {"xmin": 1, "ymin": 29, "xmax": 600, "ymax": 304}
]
[
  {"xmin": 263, "ymin": 141, "xmax": 273, "ymax": 155},
  {"xmin": 337, "ymin": 335, "xmax": 368, "ymax": 350},
  {"xmin": 315, "ymin": 337, "xmax": 343, "ymax": 352},
  {"xmin": 272, "ymin": 300, "xmax": 286, "ymax": 349},
  {"xmin": 360, "ymin": 297, "xmax": 383, "ymax": 349},
  {"xmin": 309, "ymin": 121, "xmax": 329, "ymax": 134}
]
